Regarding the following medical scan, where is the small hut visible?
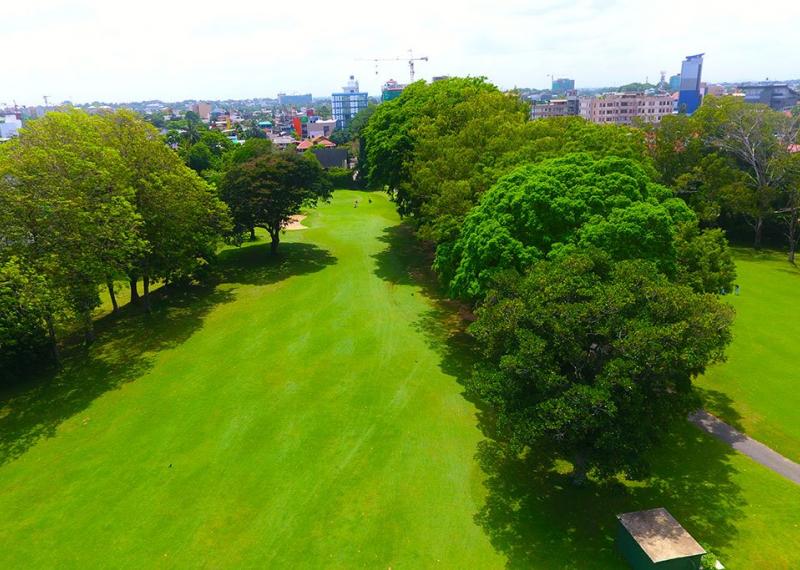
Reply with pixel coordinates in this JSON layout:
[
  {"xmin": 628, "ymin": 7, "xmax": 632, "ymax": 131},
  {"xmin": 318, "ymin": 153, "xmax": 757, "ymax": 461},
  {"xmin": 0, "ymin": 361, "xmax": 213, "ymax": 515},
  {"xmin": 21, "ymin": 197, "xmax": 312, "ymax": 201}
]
[{"xmin": 616, "ymin": 508, "xmax": 706, "ymax": 570}]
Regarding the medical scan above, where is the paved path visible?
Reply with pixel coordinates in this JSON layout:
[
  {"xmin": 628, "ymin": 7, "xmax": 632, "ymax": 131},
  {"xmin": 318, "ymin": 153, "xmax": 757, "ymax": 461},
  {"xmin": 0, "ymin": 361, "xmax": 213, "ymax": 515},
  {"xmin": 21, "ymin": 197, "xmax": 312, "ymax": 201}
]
[{"xmin": 689, "ymin": 410, "xmax": 800, "ymax": 486}]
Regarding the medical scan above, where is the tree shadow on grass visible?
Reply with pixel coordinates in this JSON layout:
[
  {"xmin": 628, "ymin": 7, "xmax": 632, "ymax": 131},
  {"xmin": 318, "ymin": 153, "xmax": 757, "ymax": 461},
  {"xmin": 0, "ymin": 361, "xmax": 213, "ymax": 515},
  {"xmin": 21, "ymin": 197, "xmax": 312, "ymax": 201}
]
[
  {"xmin": 217, "ymin": 241, "xmax": 337, "ymax": 286},
  {"xmin": 696, "ymin": 387, "xmax": 746, "ymax": 432},
  {"xmin": 372, "ymin": 224, "xmax": 438, "ymax": 290},
  {"xmin": 0, "ymin": 241, "xmax": 335, "ymax": 467},
  {"xmin": 475, "ymin": 421, "xmax": 745, "ymax": 569},
  {"xmin": 372, "ymin": 222, "xmax": 747, "ymax": 568}
]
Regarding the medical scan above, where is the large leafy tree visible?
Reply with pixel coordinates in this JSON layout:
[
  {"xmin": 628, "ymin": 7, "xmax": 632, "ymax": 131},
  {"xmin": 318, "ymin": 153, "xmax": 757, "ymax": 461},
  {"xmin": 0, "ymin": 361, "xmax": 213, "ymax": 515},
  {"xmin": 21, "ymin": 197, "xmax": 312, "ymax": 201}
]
[
  {"xmin": 0, "ymin": 257, "xmax": 60, "ymax": 371},
  {"xmin": 440, "ymin": 153, "xmax": 734, "ymax": 299},
  {"xmin": 362, "ymin": 77, "xmax": 503, "ymax": 214},
  {"xmin": 694, "ymin": 97, "xmax": 800, "ymax": 249},
  {"xmin": 0, "ymin": 110, "xmax": 143, "ymax": 341},
  {"xmin": 411, "ymin": 114, "xmax": 651, "ymax": 247},
  {"xmin": 97, "ymin": 110, "xmax": 231, "ymax": 310},
  {"xmin": 221, "ymin": 152, "xmax": 331, "ymax": 253},
  {"xmin": 468, "ymin": 252, "xmax": 734, "ymax": 482}
]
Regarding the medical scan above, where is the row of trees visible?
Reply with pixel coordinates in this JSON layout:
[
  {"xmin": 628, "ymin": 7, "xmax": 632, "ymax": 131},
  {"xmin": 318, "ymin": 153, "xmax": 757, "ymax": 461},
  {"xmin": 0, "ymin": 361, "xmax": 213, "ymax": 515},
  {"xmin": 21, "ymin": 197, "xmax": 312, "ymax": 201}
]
[
  {"xmin": 361, "ymin": 78, "xmax": 736, "ymax": 482},
  {"xmin": 0, "ymin": 110, "xmax": 231, "ymax": 373},
  {"xmin": 0, "ymin": 107, "xmax": 334, "ymax": 377}
]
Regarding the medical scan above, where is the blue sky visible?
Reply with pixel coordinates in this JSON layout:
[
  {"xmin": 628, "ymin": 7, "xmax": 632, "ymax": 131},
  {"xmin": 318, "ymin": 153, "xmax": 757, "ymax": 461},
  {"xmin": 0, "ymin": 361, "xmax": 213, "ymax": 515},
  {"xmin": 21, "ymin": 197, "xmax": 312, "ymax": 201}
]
[{"xmin": 2, "ymin": 0, "xmax": 797, "ymax": 105}]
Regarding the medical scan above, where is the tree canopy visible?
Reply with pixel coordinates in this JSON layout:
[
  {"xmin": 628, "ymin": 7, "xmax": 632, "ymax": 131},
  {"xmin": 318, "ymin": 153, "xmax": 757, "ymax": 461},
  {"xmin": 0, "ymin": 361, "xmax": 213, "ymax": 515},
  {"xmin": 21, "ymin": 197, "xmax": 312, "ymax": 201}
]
[
  {"xmin": 648, "ymin": 96, "xmax": 800, "ymax": 255},
  {"xmin": 468, "ymin": 251, "xmax": 734, "ymax": 481},
  {"xmin": 221, "ymin": 151, "xmax": 331, "ymax": 253},
  {"xmin": 0, "ymin": 109, "xmax": 231, "ymax": 366},
  {"xmin": 439, "ymin": 153, "xmax": 733, "ymax": 299}
]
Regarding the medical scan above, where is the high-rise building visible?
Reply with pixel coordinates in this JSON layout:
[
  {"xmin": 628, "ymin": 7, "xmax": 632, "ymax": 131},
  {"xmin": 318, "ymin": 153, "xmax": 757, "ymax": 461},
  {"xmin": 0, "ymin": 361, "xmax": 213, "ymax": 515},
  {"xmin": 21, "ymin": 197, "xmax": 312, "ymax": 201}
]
[
  {"xmin": 551, "ymin": 78, "xmax": 575, "ymax": 93},
  {"xmin": 579, "ymin": 92, "xmax": 675, "ymax": 124},
  {"xmin": 332, "ymin": 75, "xmax": 368, "ymax": 129},
  {"xmin": 278, "ymin": 93, "xmax": 313, "ymax": 107},
  {"xmin": 669, "ymin": 74, "xmax": 681, "ymax": 92},
  {"xmin": 677, "ymin": 54, "xmax": 704, "ymax": 114}
]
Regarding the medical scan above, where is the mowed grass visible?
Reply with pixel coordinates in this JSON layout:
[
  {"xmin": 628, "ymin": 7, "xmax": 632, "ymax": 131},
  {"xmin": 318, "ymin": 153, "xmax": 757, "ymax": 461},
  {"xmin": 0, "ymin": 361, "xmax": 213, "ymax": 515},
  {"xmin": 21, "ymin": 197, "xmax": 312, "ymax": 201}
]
[
  {"xmin": 0, "ymin": 191, "xmax": 798, "ymax": 568},
  {"xmin": 697, "ymin": 248, "xmax": 800, "ymax": 462}
]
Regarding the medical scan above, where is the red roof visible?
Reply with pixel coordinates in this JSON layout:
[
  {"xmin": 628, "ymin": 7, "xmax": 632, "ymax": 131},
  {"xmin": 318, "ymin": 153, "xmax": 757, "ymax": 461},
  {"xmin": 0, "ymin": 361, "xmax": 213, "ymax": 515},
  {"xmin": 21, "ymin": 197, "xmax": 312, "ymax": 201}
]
[{"xmin": 296, "ymin": 135, "xmax": 336, "ymax": 151}]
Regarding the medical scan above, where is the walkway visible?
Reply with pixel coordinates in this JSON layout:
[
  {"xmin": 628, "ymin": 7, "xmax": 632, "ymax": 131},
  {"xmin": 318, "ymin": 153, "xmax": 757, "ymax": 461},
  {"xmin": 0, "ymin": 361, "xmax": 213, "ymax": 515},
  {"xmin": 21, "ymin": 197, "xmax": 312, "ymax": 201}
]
[{"xmin": 689, "ymin": 410, "xmax": 800, "ymax": 486}]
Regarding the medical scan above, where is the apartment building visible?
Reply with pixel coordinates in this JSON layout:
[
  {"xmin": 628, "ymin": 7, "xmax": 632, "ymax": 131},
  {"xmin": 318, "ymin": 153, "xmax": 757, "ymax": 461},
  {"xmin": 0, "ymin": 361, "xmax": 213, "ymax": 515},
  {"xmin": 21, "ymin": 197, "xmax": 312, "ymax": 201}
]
[
  {"xmin": 579, "ymin": 92, "xmax": 674, "ymax": 124},
  {"xmin": 530, "ymin": 91, "xmax": 580, "ymax": 120}
]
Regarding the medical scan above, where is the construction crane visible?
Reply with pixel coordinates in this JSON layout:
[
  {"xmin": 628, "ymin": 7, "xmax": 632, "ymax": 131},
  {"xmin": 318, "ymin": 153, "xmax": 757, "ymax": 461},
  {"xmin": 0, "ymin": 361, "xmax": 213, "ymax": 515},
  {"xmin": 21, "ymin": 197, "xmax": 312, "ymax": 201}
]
[{"xmin": 356, "ymin": 50, "xmax": 429, "ymax": 83}]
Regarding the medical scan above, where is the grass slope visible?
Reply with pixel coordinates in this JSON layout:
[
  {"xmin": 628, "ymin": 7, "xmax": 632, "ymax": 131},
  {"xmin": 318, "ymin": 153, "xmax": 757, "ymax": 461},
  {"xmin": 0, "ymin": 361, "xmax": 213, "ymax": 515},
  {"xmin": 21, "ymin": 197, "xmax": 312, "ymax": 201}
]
[
  {"xmin": 0, "ymin": 192, "xmax": 798, "ymax": 568},
  {"xmin": 697, "ymin": 248, "xmax": 800, "ymax": 462},
  {"xmin": 0, "ymin": 191, "xmax": 502, "ymax": 568}
]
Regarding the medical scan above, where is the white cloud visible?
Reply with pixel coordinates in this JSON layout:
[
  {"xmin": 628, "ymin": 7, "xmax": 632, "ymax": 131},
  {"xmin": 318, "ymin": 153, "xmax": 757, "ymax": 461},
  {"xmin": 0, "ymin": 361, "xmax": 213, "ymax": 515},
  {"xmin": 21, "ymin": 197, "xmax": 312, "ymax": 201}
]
[{"xmin": 2, "ymin": 0, "xmax": 798, "ymax": 105}]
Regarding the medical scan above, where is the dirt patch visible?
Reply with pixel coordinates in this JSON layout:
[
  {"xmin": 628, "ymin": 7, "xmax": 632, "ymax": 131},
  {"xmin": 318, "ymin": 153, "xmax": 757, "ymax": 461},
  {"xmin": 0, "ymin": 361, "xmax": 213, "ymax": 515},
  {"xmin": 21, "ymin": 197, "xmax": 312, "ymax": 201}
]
[{"xmin": 283, "ymin": 215, "xmax": 307, "ymax": 231}]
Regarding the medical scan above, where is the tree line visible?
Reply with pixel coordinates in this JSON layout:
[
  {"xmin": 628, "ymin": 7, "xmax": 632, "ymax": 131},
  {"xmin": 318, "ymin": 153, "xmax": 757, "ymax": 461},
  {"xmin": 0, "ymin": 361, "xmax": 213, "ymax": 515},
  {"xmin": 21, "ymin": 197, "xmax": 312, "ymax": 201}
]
[
  {"xmin": 648, "ymin": 96, "xmax": 800, "ymax": 259},
  {"xmin": 0, "ymin": 110, "xmax": 230, "ymax": 371},
  {"xmin": 360, "ymin": 77, "xmax": 748, "ymax": 482},
  {"xmin": 0, "ymin": 110, "xmax": 331, "ymax": 376}
]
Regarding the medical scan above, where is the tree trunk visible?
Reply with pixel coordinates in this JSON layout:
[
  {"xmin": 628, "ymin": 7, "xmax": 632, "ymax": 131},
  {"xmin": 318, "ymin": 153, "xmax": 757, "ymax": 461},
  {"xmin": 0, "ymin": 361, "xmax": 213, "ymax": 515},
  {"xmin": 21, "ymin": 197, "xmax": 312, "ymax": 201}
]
[
  {"xmin": 107, "ymin": 280, "xmax": 119, "ymax": 313},
  {"xmin": 788, "ymin": 206, "xmax": 798, "ymax": 264},
  {"xmin": 269, "ymin": 229, "xmax": 280, "ymax": 255},
  {"xmin": 45, "ymin": 314, "xmax": 60, "ymax": 366},
  {"xmin": 142, "ymin": 274, "xmax": 151, "ymax": 313},
  {"xmin": 571, "ymin": 451, "xmax": 588, "ymax": 486},
  {"xmin": 249, "ymin": 225, "xmax": 257, "ymax": 241},
  {"xmin": 83, "ymin": 311, "xmax": 95, "ymax": 344},
  {"xmin": 129, "ymin": 278, "xmax": 140, "ymax": 304},
  {"xmin": 754, "ymin": 216, "xmax": 764, "ymax": 249}
]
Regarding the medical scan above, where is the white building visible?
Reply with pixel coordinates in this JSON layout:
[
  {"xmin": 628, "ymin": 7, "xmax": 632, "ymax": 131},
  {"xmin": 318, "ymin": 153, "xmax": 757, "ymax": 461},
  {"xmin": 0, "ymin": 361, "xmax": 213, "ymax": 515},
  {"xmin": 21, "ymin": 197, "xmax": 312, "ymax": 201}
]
[
  {"xmin": 579, "ymin": 93, "xmax": 675, "ymax": 125},
  {"xmin": 307, "ymin": 118, "xmax": 337, "ymax": 138},
  {"xmin": 0, "ymin": 114, "xmax": 22, "ymax": 139}
]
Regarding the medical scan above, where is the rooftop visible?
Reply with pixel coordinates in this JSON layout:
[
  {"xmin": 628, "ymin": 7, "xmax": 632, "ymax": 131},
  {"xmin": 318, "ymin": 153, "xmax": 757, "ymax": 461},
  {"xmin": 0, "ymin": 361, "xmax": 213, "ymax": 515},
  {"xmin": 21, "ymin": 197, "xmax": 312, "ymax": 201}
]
[{"xmin": 617, "ymin": 508, "xmax": 706, "ymax": 563}]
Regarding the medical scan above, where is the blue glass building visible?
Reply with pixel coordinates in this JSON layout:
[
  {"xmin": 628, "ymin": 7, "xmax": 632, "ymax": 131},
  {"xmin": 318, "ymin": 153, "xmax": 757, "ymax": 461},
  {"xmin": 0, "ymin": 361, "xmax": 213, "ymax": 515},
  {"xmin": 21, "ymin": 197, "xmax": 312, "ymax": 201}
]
[{"xmin": 677, "ymin": 54, "xmax": 704, "ymax": 114}]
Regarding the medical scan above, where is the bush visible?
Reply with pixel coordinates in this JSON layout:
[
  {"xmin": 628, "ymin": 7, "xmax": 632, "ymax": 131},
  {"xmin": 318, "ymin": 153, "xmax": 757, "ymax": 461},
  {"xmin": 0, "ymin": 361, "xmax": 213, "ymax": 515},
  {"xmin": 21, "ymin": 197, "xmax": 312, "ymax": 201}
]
[{"xmin": 328, "ymin": 167, "xmax": 357, "ymax": 189}]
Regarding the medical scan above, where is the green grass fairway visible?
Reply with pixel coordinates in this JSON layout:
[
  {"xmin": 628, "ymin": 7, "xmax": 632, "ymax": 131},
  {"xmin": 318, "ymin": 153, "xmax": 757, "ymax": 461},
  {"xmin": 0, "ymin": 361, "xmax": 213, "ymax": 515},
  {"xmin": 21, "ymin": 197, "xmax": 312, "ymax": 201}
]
[
  {"xmin": 1, "ymin": 192, "xmax": 799, "ymax": 568},
  {"xmin": 697, "ymin": 248, "xmax": 800, "ymax": 462}
]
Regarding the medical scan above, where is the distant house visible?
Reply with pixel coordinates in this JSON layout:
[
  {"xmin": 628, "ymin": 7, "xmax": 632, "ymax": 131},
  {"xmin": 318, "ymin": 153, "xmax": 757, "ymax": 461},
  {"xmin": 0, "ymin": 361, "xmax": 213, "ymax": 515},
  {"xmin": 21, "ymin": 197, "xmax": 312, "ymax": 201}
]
[
  {"xmin": 310, "ymin": 148, "xmax": 348, "ymax": 169},
  {"xmin": 269, "ymin": 134, "xmax": 298, "ymax": 150},
  {"xmin": 616, "ymin": 508, "xmax": 706, "ymax": 570},
  {"xmin": 296, "ymin": 136, "xmax": 337, "ymax": 151},
  {"xmin": 307, "ymin": 119, "xmax": 337, "ymax": 138}
]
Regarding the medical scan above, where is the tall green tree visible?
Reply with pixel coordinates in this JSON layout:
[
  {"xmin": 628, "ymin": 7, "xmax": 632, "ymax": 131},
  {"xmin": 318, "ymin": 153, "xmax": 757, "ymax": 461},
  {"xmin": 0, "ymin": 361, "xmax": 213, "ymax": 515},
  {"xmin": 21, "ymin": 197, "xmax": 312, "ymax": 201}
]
[
  {"xmin": 97, "ymin": 110, "xmax": 231, "ymax": 310},
  {"xmin": 439, "ymin": 154, "xmax": 733, "ymax": 300},
  {"xmin": 362, "ymin": 77, "xmax": 504, "ymax": 214},
  {"xmin": 0, "ymin": 257, "xmax": 61, "ymax": 370},
  {"xmin": 468, "ymin": 252, "xmax": 734, "ymax": 482},
  {"xmin": 221, "ymin": 152, "xmax": 331, "ymax": 253},
  {"xmin": 0, "ymin": 110, "xmax": 143, "ymax": 342},
  {"xmin": 694, "ymin": 97, "xmax": 800, "ymax": 249}
]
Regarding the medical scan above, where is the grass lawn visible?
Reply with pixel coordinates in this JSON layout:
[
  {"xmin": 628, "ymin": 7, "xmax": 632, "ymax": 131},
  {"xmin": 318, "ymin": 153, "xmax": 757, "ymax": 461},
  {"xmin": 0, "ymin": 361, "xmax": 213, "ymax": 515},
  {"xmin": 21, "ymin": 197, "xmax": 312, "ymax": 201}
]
[
  {"xmin": 696, "ymin": 248, "xmax": 800, "ymax": 463},
  {"xmin": 0, "ymin": 191, "xmax": 798, "ymax": 568}
]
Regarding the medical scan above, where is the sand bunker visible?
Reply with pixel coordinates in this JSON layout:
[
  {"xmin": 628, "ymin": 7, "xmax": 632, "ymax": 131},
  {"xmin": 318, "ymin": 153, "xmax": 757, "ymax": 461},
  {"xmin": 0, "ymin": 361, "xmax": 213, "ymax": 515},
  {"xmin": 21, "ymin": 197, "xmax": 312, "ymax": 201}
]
[{"xmin": 284, "ymin": 215, "xmax": 307, "ymax": 231}]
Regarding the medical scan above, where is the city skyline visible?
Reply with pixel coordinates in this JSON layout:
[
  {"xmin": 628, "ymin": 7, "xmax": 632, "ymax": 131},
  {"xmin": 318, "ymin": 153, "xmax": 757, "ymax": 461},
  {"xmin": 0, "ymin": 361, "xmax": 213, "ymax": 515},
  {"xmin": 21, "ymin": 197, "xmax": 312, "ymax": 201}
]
[{"xmin": 2, "ymin": 0, "xmax": 799, "ymax": 106}]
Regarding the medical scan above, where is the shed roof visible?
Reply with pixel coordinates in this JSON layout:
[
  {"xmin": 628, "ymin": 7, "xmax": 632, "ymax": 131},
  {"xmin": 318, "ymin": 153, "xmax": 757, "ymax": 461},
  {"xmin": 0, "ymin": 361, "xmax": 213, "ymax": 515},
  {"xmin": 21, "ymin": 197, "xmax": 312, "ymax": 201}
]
[{"xmin": 617, "ymin": 508, "xmax": 706, "ymax": 563}]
